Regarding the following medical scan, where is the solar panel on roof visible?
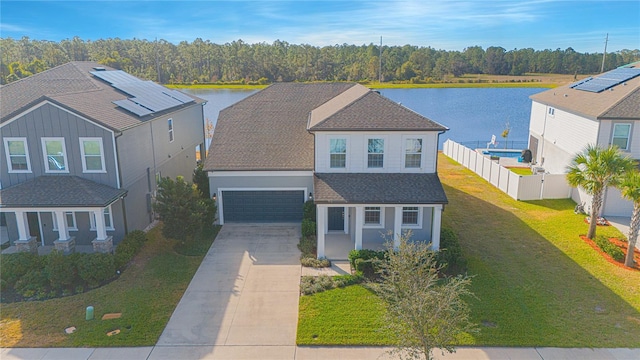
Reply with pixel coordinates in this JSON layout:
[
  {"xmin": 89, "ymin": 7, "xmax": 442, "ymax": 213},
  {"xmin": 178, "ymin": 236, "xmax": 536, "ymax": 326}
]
[
  {"xmin": 92, "ymin": 70, "xmax": 195, "ymax": 117},
  {"xmin": 572, "ymin": 67, "xmax": 640, "ymax": 93}
]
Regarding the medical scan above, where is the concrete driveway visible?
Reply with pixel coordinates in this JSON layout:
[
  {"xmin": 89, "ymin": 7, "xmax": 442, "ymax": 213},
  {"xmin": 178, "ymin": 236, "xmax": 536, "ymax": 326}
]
[{"xmin": 153, "ymin": 223, "xmax": 302, "ymax": 359}]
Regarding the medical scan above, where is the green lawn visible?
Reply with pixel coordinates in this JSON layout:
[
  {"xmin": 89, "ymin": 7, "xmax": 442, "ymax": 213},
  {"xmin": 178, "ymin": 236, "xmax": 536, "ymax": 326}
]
[
  {"xmin": 0, "ymin": 226, "xmax": 219, "ymax": 347},
  {"xmin": 297, "ymin": 154, "xmax": 640, "ymax": 347}
]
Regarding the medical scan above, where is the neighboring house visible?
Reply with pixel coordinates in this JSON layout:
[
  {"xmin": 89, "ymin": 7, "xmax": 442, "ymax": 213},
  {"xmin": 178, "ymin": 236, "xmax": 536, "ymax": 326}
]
[
  {"xmin": 528, "ymin": 63, "xmax": 640, "ymax": 216},
  {"xmin": 0, "ymin": 62, "xmax": 205, "ymax": 253},
  {"xmin": 204, "ymin": 83, "xmax": 448, "ymax": 258}
]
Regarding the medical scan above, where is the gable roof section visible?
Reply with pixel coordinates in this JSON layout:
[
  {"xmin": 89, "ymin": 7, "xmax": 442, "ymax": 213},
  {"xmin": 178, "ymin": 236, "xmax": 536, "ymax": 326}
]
[
  {"xmin": 307, "ymin": 84, "xmax": 370, "ymax": 129},
  {"xmin": 1, "ymin": 62, "xmax": 203, "ymax": 131},
  {"xmin": 0, "ymin": 176, "xmax": 127, "ymax": 208},
  {"xmin": 204, "ymin": 82, "xmax": 356, "ymax": 171},
  {"xmin": 308, "ymin": 90, "xmax": 448, "ymax": 131},
  {"xmin": 530, "ymin": 64, "xmax": 640, "ymax": 120},
  {"xmin": 313, "ymin": 173, "xmax": 448, "ymax": 204}
]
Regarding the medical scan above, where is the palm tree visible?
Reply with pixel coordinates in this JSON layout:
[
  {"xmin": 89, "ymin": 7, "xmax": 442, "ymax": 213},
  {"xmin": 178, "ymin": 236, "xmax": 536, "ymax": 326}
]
[
  {"xmin": 566, "ymin": 144, "xmax": 635, "ymax": 239},
  {"xmin": 618, "ymin": 169, "xmax": 640, "ymax": 267}
]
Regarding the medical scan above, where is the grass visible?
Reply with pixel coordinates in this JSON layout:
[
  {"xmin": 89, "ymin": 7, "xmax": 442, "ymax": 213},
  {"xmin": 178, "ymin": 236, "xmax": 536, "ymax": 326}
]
[
  {"xmin": 297, "ymin": 285, "xmax": 392, "ymax": 345},
  {"xmin": 0, "ymin": 225, "xmax": 219, "ymax": 347},
  {"xmin": 297, "ymin": 153, "xmax": 640, "ymax": 347},
  {"xmin": 508, "ymin": 167, "xmax": 533, "ymax": 176}
]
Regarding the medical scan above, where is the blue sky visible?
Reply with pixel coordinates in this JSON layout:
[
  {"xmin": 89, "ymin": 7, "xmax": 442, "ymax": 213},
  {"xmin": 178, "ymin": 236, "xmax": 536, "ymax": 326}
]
[{"xmin": 1, "ymin": 1, "xmax": 638, "ymax": 52}]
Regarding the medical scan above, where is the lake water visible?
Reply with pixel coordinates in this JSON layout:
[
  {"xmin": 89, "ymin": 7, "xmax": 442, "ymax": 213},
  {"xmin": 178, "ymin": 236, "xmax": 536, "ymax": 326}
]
[{"xmin": 182, "ymin": 87, "xmax": 546, "ymax": 149}]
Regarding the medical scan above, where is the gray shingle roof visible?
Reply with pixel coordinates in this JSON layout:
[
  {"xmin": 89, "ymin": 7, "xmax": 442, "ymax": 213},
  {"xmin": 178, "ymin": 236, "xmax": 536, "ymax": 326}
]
[
  {"xmin": 0, "ymin": 62, "xmax": 204, "ymax": 131},
  {"xmin": 313, "ymin": 173, "xmax": 448, "ymax": 204},
  {"xmin": 530, "ymin": 65, "xmax": 640, "ymax": 120},
  {"xmin": 309, "ymin": 90, "xmax": 448, "ymax": 131},
  {"xmin": 204, "ymin": 82, "xmax": 356, "ymax": 171},
  {"xmin": 0, "ymin": 176, "xmax": 127, "ymax": 208}
]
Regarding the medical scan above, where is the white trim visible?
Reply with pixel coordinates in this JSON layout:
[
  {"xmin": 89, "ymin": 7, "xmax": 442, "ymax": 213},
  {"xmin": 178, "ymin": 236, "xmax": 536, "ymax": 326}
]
[
  {"xmin": 401, "ymin": 206, "xmax": 423, "ymax": 229},
  {"xmin": 36, "ymin": 212, "xmax": 45, "ymax": 246},
  {"xmin": 364, "ymin": 135, "xmax": 387, "ymax": 170},
  {"xmin": 3, "ymin": 137, "xmax": 32, "ymax": 173},
  {"xmin": 41, "ymin": 137, "xmax": 69, "ymax": 173},
  {"xmin": 79, "ymin": 137, "xmax": 107, "ymax": 173},
  {"xmin": 217, "ymin": 187, "xmax": 308, "ymax": 225},
  {"xmin": 1, "ymin": 206, "xmax": 112, "ymax": 213},
  {"xmin": 611, "ymin": 122, "xmax": 632, "ymax": 151},
  {"xmin": 402, "ymin": 135, "xmax": 425, "ymax": 170},
  {"xmin": 1, "ymin": 101, "xmax": 115, "ymax": 133},
  {"xmin": 210, "ymin": 171, "xmax": 314, "ymax": 177},
  {"xmin": 363, "ymin": 206, "xmax": 385, "ymax": 228}
]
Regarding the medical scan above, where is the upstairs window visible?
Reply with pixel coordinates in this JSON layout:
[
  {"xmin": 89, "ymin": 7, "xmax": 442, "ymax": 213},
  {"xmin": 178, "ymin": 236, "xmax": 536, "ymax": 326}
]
[
  {"xmin": 80, "ymin": 138, "xmax": 106, "ymax": 172},
  {"xmin": 4, "ymin": 138, "xmax": 31, "ymax": 173},
  {"xmin": 612, "ymin": 123, "xmax": 631, "ymax": 150},
  {"xmin": 367, "ymin": 138, "xmax": 384, "ymax": 168},
  {"xmin": 329, "ymin": 138, "xmax": 347, "ymax": 168},
  {"xmin": 548, "ymin": 107, "xmax": 555, "ymax": 116},
  {"xmin": 405, "ymin": 138, "xmax": 422, "ymax": 168},
  {"xmin": 42, "ymin": 137, "xmax": 68, "ymax": 173},
  {"xmin": 168, "ymin": 118, "xmax": 174, "ymax": 142}
]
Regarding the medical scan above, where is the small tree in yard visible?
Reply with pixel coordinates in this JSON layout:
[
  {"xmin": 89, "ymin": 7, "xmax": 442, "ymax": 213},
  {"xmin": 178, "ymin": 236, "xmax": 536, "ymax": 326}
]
[
  {"xmin": 154, "ymin": 176, "xmax": 216, "ymax": 240},
  {"xmin": 373, "ymin": 235, "xmax": 476, "ymax": 360},
  {"xmin": 567, "ymin": 144, "xmax": 635, "ymax": 239},
  {"xmin": 618, "ymin": 169, "xmax": 640, "ymax": 267}
]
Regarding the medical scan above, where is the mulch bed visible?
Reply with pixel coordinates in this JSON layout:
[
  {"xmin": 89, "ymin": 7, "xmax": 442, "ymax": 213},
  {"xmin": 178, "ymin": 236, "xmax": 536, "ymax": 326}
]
[{"xmin": 580, "ymin": 235, "xmax": 640, "ymax": 271}]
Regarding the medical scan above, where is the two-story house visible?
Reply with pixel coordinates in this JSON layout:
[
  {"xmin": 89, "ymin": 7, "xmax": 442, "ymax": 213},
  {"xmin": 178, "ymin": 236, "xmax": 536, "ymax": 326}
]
[
  {"xmin": 204, "ymin": 83, "xmax": 448, "ymax": 259},
  {"xmin": 0, "ymin": 62, "xmax": 205, "ymax": 253},
  {"xmin": 528, "ymin": 63, "xmax": 640, "ymax": 217}
]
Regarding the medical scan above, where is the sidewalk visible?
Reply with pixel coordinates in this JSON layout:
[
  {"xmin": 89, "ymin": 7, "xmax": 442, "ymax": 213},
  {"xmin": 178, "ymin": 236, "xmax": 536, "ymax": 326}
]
[{"xmin": 2, "ymin": 346, "xmax": 639, "ymax": 359}]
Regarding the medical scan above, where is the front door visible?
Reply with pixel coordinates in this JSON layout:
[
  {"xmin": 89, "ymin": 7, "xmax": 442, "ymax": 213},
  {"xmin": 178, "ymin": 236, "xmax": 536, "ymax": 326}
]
[
  {"xmin": 26, "ymin": 212, "xmax": 42, "ymax": 245},
  {"xmin": 328, "ymin": 207, "xmax": 344, "ymax": 231}
]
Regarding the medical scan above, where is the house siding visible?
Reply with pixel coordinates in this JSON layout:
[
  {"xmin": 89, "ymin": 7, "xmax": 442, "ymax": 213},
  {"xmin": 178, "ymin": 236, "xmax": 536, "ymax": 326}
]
[
  {"xmin": 210, "ymin": 174, "xmax": 314, "ymax": 196},
  {"xmin": 0, "ymin": 103, "xmax": 117, "ymax": 188},
  {"xmin": 314, "ymin": 131, "xmax": 439, "ymax": 173},
  {"xmin": 348, "ymin": 206, "xmax": 433, "ymax": 244},
  {"xmin": 598, "ymin": 119, "xmax": 640, "ymax": 158}
]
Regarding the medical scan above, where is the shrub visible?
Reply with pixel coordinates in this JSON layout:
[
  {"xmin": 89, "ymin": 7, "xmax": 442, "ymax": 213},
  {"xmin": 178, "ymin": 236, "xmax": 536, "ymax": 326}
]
[
  {"xmin": 595, "ymin": 236, "xmax": 625, "ymax": 262},
  {"xmin": 115, "ymin": 230, "xmax": 148, "ymax": 269},
  {"xmin": 300, "ymin": 257, "xmax": 331, "ymax": 268},
  {"xmin": 301, "ymin": 219, "xmax": 317, "ymax": 238},
  {"xmin": 298, "ymin": 235, "xmax": 317, "ymax": 258},
  {"xmin": 300, "ymin": 274, "xmax": 364, "ymax": 295},
  {"xmin": 303, "ymin": 200, "xmax": 316, "ymax": 221},
  {"xmin": 0, "ymin": 252, "xmax": 42, "ymax": 287},
  {"xmin": 436, "ymin": 227, "xmax": 467, "ymax": 271},
  {"xmin": 354, "ymin": 258, "xmax": 378, "ymax": 278},
  {"xmin": 15, "ymin": 268, "xmax": 48, "ymax": 299},
  {"xmin": 348, "ymin": 249, "xmax": 386, "ymax": 269},
  {"xmin": 45, "ymin": 250, "xmax": 77, "ymax": 293},
  {"xmin": 77, "ymin": 253, "xmax": 116, "ymax": 288}
]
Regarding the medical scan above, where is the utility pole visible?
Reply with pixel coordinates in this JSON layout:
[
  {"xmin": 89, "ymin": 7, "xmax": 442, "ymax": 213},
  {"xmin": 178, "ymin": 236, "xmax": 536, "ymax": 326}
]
[
  {"xmin": 600, "ymin": 33, "xmax": 608, "ymax": 73},
  {"xmin": 379, "ymin": 36, "xmax": 383, "ymax": 83}
]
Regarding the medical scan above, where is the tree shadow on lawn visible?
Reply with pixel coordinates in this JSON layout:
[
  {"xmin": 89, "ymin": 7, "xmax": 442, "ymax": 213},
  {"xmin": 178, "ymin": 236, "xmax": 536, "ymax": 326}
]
[{"xmin": 441, "ymin": 184, "xmax": 640, "ymax": 347}]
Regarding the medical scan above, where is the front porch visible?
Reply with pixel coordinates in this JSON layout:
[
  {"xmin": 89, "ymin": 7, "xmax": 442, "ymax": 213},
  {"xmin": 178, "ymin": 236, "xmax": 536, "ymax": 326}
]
[{"xmin": 324, "ymin": 233, "xmax": 386, "ymax": 260}]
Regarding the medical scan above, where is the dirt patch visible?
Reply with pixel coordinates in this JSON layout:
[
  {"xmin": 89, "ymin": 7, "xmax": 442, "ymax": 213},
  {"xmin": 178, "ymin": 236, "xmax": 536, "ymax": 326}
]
[{"xmin": 580, "ymin": 235, "xmax": 640, "ymax": 271}]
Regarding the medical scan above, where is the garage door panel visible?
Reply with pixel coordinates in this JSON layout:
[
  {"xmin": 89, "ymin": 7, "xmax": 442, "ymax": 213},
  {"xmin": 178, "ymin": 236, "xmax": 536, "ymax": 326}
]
[{"xmin": 222, "ymin": 190, "xmax": 304, "ymax": 222}]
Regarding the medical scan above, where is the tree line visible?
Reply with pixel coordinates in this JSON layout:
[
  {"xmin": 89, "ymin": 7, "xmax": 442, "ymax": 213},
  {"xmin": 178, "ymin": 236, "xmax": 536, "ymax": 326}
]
[{"xmin": 1, "ymin": 36, "xmax": 639, "ymax": 85}]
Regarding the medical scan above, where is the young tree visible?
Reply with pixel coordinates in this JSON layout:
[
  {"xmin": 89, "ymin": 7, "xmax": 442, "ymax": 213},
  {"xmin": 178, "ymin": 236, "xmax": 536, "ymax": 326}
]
[
  {"xmin": 618, "ymin": 169, "xmax": 640, "ymax": 267},
  {"xmin": 567, "ymin": 144, "xmax": 635, "ymax": 239},
  {"xmin": 153, "ymin": 176, "xmax": 216, "ymax": 240},
  {"xmin": 192, "ymin": 162, "xmax": 210, "ymax": 199},
  {"xmin": 373, "ymin": 235, "xmax": 475, "ymax": 360}
]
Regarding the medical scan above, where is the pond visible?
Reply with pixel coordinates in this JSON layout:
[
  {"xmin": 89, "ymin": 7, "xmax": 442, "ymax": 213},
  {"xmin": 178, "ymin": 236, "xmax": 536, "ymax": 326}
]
[{"xmin": 182, "ymin": 87, "xmax": 546, "ymax": 150}]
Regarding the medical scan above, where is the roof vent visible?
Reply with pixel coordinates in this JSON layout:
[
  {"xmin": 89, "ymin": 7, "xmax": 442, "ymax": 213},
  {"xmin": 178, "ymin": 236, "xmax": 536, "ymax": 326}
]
[{"xmin": 93, "ymin": 67, "xmax": 106, "ymax": 71}]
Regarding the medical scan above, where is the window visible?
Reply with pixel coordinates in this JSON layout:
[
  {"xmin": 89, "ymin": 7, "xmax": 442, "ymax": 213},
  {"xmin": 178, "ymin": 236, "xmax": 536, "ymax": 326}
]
[
  {"xmin": 367, "ymin": 138, "xmax": 384, "ymax": 168},
  {"xmin": 548, "ymin": 107, "xmax": 555, "ymax": 116},
  {"xmin": 90, "ymin": 206, "xmax": 114, "ymax": 230},
  {"xmin": 79, "ymin": 138, "xmax": 106, "ymax": 172},
  {"xmin": 168, "ymin": 118, "xmax": 174, "ymax": 142},
  {"xmin": 52, "ymin": 212, "xmax": 77, "ymax": 231},
  {"xmin": 402, "ymin": 207, "xmax": 421, "ymax": 227},
  {"xmin": 364, "ymin": 207, "xmax": 382, "ymax": 226},
  {"xmin": 612, "ymin": 123, "xmax": 631, "ymax": 150},
  {"xmin": 330, "ymin": 138, "xmax": 347, "ymax": 168},
  {"xmin": 405, "ymin": 138, "xmax": 423, "ymax": 168},
  {"xmin": 4, "ymin": 137, "xmax": 31, "ymax": 172},
  {"xmin": 42, "ymin": 137, "xmax": 68, "ymax": 172}
]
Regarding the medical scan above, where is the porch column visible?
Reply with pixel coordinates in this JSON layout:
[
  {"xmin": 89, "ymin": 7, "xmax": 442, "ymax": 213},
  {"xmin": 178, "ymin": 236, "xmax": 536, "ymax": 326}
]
[
  {"xmin": 14, "ymin": 210, "xmax": 29, "ymax": 240},
  {"xmin": 355, "ymin": 206, "xmax": 363, "ymax": 250},
  {"xmin": 394, "ymin": 206, "xmax": 403, "ymax": 250},
  {"xmin": 316, "ymin": 205, "xmax": 326, "ymax": 259},
  {"xmin": 54, "ymin": 210, "xmax": 70, "ymax": 241},
  {"xmin": 93, "ymin": 209, "xmax": 108, "ymax": 240},
  {"xmin": 431, "ymin": 205, "xmax": 443, "ymax": 251}
]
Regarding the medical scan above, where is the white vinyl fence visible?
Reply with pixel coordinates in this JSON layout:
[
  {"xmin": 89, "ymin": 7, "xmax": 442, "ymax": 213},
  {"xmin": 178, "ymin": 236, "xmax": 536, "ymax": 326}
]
[{"xmin": 443, "ymin": 140, "xmax": 572, "ymax": 201}]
